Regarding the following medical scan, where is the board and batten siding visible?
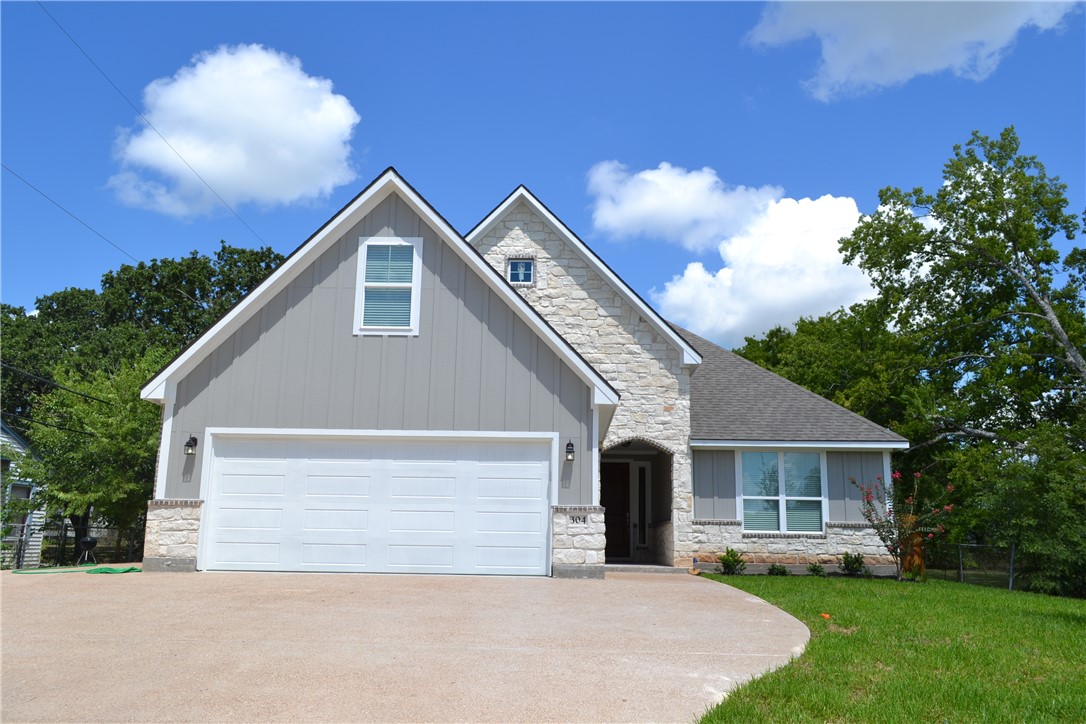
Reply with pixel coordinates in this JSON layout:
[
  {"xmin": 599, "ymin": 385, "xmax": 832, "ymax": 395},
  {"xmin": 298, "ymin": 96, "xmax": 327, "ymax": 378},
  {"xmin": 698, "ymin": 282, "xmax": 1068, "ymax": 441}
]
[
  {"xmin": 693, "ymin": 449, "xmax": 885, "ymax": 523},
  {"xmin": 165, "ymin": 193, "xmax": 594, "ymax": 504},
  {"xmin": 826, "ymin": 451, "xmax": 884, "ymax": 523},
  {"xmin": 692, "ymin": 449, "xmax": 736, "ymax": 520}
]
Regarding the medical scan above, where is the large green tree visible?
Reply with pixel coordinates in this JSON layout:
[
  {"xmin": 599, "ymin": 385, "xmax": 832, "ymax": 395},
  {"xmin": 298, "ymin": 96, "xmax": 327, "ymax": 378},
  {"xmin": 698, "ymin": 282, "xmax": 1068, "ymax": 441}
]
[
  {"xmin": 13, "ymin": 349, "xmax": 170, "ymax": 547},
  {"xmin": 739, "ymin": 127, "xmax": 1086, "ymax": 594},
  {"xmin": 1, "ymin": 242, "xmax": 283, "ymax": 433},
  {"xmin": 1, "ymin": 242, "xmax": 284, "ymax": 559},
  {"xmin": 839, "ymin": 127, "xmax": 1084, "ymax": 448}
]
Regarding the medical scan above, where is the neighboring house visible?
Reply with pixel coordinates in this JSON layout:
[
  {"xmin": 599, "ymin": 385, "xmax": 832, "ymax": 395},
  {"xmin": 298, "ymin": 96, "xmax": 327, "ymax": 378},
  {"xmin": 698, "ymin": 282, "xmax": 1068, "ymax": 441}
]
[
  {"xmin": 1, "ymin": 420, "xmax": 44, "ymax": 569},
  {"xmin": 140, "ymin": 168, "xmax": 906, "ymax": 576}
]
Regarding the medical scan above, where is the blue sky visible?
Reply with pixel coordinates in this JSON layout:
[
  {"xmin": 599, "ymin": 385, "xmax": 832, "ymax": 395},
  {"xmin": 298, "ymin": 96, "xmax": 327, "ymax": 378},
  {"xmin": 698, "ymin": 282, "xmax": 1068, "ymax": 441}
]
[{"xmin": 3, "ymin": 1, "xmax": 1083, "ymax": 348}]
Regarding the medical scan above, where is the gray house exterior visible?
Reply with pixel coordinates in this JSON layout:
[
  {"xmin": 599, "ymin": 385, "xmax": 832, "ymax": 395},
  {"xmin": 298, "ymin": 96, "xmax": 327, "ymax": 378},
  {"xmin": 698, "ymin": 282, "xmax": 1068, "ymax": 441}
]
[{"xmin": 141, "ymin": 168, "xmax": 906, "ymax": 576}]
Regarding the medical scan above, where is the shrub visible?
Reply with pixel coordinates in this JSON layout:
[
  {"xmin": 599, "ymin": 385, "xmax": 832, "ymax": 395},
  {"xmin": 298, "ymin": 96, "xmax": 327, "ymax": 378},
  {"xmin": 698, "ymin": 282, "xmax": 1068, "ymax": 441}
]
[
  {"xmin": 853, "ymin": 471, "xmax": 954, "ymax": 581},
  {"xmin": 717, "ymin": 548, "xmax": 746, "ymax": 575},
  {"xmin": 839, "ymin": 551, "xmax": 867, "ymax": 577},
  {"xmin": 767, "ymin": 563, "xmax": 790, "ymax": 576},
  {"xmin": 806, "ymin": 563, "xmax": 826, "ymax": 577}
]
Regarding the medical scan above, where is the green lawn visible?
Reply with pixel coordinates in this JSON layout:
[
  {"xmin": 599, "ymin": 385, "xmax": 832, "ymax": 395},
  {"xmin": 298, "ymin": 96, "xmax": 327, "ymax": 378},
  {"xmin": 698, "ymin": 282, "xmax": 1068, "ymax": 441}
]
[{"xmin": 700, "ymin": 575, "xmax": 1086, "ymax": 722}]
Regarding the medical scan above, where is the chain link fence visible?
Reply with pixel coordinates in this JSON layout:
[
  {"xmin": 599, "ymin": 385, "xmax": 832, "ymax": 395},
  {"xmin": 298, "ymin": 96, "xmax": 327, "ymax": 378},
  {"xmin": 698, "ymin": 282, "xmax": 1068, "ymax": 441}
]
[
  {"xmin": 925, "ymin": 542, "xmax": 1017, "ymax": 591},
  {"xmin": 3, "ymin": 520, "xmax": 144, "ymax": 569}
]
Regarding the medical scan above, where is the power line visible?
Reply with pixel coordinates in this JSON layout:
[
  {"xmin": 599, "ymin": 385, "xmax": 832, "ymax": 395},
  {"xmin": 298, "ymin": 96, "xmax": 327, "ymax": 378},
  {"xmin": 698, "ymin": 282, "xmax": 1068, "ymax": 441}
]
[
  {"xmin": 2, "ymin": 163, "xmax": 140, "ymax": 264},
  {"xmin": 35, "ymin": 1, "xmax": 267, "ymax": 246},
  {"xmin": 0, "ymin": 362, "xmax": 114, "ymax": 406},
  {"xmin": 1, "ymin": 411, "xmax": 96, "ymax": 437},
  {"xmin": 1, "ymin": 163, "xmax": 202, "ymax": 307}
]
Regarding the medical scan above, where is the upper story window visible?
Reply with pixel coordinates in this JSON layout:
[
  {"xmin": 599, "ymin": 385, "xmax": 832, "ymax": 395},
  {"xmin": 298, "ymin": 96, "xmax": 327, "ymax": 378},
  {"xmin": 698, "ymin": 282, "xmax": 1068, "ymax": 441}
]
[
  {"xmin": 741, "ymin": 451, "xmax": 825, "ymax": 533},
  {"xmin": 507, "ymin": 258, "xmax": 535, "ymax": 286},
  {"xmin": 354, "ymin": 237, "xmax": 423, "ymax": 336}
]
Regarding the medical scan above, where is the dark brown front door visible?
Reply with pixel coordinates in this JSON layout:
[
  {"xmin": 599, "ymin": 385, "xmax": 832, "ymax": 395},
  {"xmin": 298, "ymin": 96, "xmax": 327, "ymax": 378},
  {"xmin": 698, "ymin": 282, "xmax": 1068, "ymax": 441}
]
[{"xmin": 601, "ymin": 462, "xmax": 630, "ymax": 559}]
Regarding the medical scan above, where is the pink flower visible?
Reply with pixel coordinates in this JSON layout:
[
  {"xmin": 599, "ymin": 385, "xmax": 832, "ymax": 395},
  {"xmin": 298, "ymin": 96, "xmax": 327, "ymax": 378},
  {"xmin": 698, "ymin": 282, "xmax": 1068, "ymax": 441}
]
[
  {"xmin": 946, "ymin": 484, "xmax": 954, "ymax": 492},
  {"xmin": 914, "ymin": 472, "xmax": 922, "ymax": 479},
  {"xmin": 892, "ymin": 471, "xmax": 903, "ymax": 481},
  {"xmin": 944, "ymin": 504, "xmax": 954, "ymax": 512},
  {"xmin": 927, "ymin": 533, "xmax": 934, "ymax": 539}
]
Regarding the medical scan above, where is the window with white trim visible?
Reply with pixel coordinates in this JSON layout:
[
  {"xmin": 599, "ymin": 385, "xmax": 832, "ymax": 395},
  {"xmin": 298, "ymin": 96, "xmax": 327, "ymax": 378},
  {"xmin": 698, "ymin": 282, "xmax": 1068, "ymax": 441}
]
[
  {"xmin": 354, "ymin": 237, "xmax": 423, "ymax": 335},
  {"xmin": 740, "ymin": 451, "xmax": 824, "ymax": 532},
  {"xmin": 507, "ymin": 258, "xmax": 535, "ymax": 285}
]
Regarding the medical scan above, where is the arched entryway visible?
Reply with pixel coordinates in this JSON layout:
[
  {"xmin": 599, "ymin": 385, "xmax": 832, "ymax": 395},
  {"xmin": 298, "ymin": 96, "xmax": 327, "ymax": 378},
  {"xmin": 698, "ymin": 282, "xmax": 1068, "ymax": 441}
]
[{"xmin": 600, "ymin": 437, "xmax": 674, "ymax": 565}]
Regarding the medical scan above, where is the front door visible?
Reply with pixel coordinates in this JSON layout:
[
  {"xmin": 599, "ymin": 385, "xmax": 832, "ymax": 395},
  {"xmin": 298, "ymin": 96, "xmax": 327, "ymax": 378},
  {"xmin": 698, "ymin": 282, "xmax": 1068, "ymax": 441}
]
[{"xmin": 601, "ymin": 462, "xmax": 631, "ymax": 559}]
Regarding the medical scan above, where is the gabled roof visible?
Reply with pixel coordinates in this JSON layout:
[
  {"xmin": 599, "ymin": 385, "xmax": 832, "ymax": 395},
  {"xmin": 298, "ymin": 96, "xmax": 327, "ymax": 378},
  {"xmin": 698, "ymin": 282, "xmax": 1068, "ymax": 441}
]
[
  {"xmin": 1, "ymin": 419, "xmax": 32, "ymax": 456},
  {"xmin": 675, "ymin": 326, "xmax": 908, "ymax": 447},
  {"xmin": 141, "ymin": 168, "xmax": 619, "ymax": 408},
  {"xmin": 466, "ymin": 186, "xmax": 702, "ymax": 366}
]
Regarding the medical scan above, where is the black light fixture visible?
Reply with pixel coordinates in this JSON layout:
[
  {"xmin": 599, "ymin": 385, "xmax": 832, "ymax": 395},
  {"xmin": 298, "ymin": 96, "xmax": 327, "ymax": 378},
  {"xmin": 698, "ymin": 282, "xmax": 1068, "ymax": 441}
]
[
  {"xmin": 184, "ymin": 436, "xmax": 199, "ymax": 456},
  {"xmin": 565, "ymin": 440, "xmax": 575, "ymax": 462}
]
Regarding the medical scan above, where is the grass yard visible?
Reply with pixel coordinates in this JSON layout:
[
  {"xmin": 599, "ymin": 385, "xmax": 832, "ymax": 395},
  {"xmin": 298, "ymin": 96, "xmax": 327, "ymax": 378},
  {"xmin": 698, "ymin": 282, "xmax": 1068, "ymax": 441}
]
[{"xmin": 700, "ymin": 575, "xmax": 1086, "ymax": 722}]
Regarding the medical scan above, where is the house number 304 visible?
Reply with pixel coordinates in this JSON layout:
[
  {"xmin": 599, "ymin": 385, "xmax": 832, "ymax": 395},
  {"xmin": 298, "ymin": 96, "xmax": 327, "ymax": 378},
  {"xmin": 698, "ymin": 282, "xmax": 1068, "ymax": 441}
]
[{"xmin": 570, "ymin": 515, "xmax": 587, "ymax": 524}]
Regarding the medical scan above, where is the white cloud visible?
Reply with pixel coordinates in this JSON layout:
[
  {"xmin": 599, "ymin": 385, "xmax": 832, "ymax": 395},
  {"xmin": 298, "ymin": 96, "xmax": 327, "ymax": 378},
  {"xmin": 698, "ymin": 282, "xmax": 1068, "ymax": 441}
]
[
  {"xmin": 109, "ymin": 44, "xmax": 360, "ymax": 216},
  {"xmin": 652, "ymin": 195, "xmax": 873, "ymax": 348},
  {"xmin": 587, "ymin": 161, "xmax": 782, "ymax": 253},
  {"xmin": 585, "ymin": 161, "xmax": 874, "ymax": 348},
  {"xmin": 748, "ymin": 2, "xmax": 1078, "ymax": 101}
]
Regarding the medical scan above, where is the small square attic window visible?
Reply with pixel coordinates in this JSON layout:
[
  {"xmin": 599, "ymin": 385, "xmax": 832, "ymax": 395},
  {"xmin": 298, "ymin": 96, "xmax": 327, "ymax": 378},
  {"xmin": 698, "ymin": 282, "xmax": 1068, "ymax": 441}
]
[{"xmin": 508, "ymin": 258, "xmax": 534, "ymax": 285}]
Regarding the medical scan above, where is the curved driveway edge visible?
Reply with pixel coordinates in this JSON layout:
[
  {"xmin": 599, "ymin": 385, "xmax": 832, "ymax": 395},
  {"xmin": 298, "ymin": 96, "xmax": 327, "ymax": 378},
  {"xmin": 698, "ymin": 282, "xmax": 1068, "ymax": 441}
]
[{"xmin": 2, "ymin": 570, "xmax": 808, "ymax": 723}]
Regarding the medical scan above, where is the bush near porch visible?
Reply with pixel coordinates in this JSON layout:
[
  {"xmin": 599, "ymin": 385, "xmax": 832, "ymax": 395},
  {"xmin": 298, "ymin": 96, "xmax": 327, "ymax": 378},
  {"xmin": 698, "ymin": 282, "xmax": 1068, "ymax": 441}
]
[{"xmin": 700, "ymin": 576, "xmax": 1086, "ymax": 722}]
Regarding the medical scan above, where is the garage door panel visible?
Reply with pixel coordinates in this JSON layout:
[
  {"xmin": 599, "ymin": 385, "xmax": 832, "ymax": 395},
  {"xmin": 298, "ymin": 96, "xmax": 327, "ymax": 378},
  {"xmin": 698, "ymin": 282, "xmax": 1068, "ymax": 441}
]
[
  {"xmin": 390, "ymin": 476, "xmax": 457, "ymax": 499},
  {"xmin": 476, "ymin": 510, "xmax": 543, "ymax": 533},
  {"xmin": 214, "ymin": 541, "xmax": 281, "ymax": 565},
  {"xmin": 216, "ymin": 439, "xmax": 288, "ymax": 461},
  {"xmin": 388, "ymin": 544, "xmax": 455, "ymax": 568},
  {"xmin": 301, "ymin": 542, "xmax": 367, "ymax": 565},
  {"xmin": 305, "ymin": 474, "xmax": 370, "ymax": 497},
  {"xmin": 475, "ymin": 545, "xmax": 543, "ymax": 570},
  {"xmin": 388, "ymin": 509, "xmax": 455, "ymax": 533},
  {"xmin": 205, "ymin": 436, "xmax": 551, "ymax": 575},
  {"xmin": 477, "ymin": 476, "xmax": 546, "ymax": 500},
  {"xmin": 219, "ymin": 473, "xmax": 286, "ymax": 496},
  {"xmin": 303, "ymin": 508, "xmax": 369, "ymax": 531},
  {"xmin": 216, "ymin": 507, "xmax": 284, "ymax": 530}
]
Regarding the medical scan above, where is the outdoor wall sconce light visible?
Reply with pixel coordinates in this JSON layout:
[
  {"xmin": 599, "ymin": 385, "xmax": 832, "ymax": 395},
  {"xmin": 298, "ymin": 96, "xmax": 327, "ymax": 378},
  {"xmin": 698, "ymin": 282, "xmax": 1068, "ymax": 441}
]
[
  {"xmin": 184, "ymin": 436, "xmax": 198, "ymax": 456},
  {"xmin": 565, "ymin": 440, "xmax": 575, "ymax": 462}
]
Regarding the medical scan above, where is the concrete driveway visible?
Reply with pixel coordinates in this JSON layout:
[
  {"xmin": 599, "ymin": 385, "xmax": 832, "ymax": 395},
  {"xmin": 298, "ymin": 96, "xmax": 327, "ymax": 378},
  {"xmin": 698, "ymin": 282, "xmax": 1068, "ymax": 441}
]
[{"xmin": 2, "ymin": 569, "xmax": 807, "ymax": 723}]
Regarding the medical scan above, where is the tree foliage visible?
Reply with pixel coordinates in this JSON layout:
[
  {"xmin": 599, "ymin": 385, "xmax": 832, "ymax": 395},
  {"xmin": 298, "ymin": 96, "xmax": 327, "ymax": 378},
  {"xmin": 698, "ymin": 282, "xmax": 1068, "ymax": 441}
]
[
  {"xmin": 839, "ymin": 126, "xmax": 1084, "ymax": 448},
  {"xmin": 13, "ymin": 349, "xmax": 170, "ymax": 531},
  {"xmin": 1, "ymin": 242, "xmax": 283, "ymax": 426},
  {"xmin": 738, "ymin": 127, "xmax": 1086, "ymax": 595},
  {"xmin": 0, "ymin": 242, "xmax": 284, "ymax": 549}
]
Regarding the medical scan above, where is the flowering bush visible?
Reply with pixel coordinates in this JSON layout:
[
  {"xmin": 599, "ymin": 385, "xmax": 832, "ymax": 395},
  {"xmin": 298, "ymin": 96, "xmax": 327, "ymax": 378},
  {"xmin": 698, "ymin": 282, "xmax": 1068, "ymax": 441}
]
[{"xmin": 853, "ymin": 471, "xmax": 954, "ymax": 581}]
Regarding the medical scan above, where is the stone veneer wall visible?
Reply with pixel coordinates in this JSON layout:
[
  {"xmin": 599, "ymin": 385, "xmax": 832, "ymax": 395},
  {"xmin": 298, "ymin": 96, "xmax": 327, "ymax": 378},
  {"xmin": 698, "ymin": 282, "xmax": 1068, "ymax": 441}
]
[
  {"xmin": 690, "ymin": 520, "xmax": 894, "ymax": 566},
  {"xmin": 474, "ymin": 202, "xmax": 694, "ymax": 565},
  {"xmin": 143, "ymin": 499, "xmax": 202, "ymax": 572},
  {"xmin": 552, "ymin": 506, "xmax": 606, "ymax": 578}
]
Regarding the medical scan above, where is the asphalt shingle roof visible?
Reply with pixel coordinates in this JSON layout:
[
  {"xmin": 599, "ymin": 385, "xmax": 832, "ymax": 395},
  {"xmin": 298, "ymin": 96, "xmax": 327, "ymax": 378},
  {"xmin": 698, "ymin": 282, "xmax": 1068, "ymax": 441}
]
[{"xmin": 674, "ymin": 326, "xmax": 907, "ymax": 445}]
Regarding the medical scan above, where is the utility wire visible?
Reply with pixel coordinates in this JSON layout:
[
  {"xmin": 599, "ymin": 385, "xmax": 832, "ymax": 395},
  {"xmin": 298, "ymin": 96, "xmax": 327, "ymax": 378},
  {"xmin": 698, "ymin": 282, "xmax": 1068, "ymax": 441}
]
[
  {"xmin": 3, "ymin": 164, "xmax": 139, "ymax": 264},
  {"xmin": 2, "ymin": 411, "xmax": 96, "ymax": 437},
  {"xmin": 0, "ymin": 363, "xmax": 114, "ymax": 406},
  {"xmin": 35, "ymin": 1, "xmax": 267, "ymax": 246},
  {"xmin": 1, "ymin": 164, "xmax": 202, "ymax": 307}
]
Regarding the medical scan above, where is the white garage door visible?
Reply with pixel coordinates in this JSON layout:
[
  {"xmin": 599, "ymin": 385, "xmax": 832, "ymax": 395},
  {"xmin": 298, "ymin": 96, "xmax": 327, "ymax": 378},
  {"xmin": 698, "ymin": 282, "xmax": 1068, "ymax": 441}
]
[{"xmin": 201, "ymin": 436, "xmax": 552, "ymax": 575}]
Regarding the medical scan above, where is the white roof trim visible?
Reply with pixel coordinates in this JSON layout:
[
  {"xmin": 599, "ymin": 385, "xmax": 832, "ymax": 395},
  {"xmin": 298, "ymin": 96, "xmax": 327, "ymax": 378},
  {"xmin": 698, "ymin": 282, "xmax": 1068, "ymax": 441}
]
[
  {"xmin": 689, "ymin": 439, "xmax": 910, "ymax": 450},
  {"xmin": 467, "ymin": 187, "xmax": 702, "ymax": 366},
  {"xmin": 142, "ymin": 169, "xmax": 619, "ymax": 408}
]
